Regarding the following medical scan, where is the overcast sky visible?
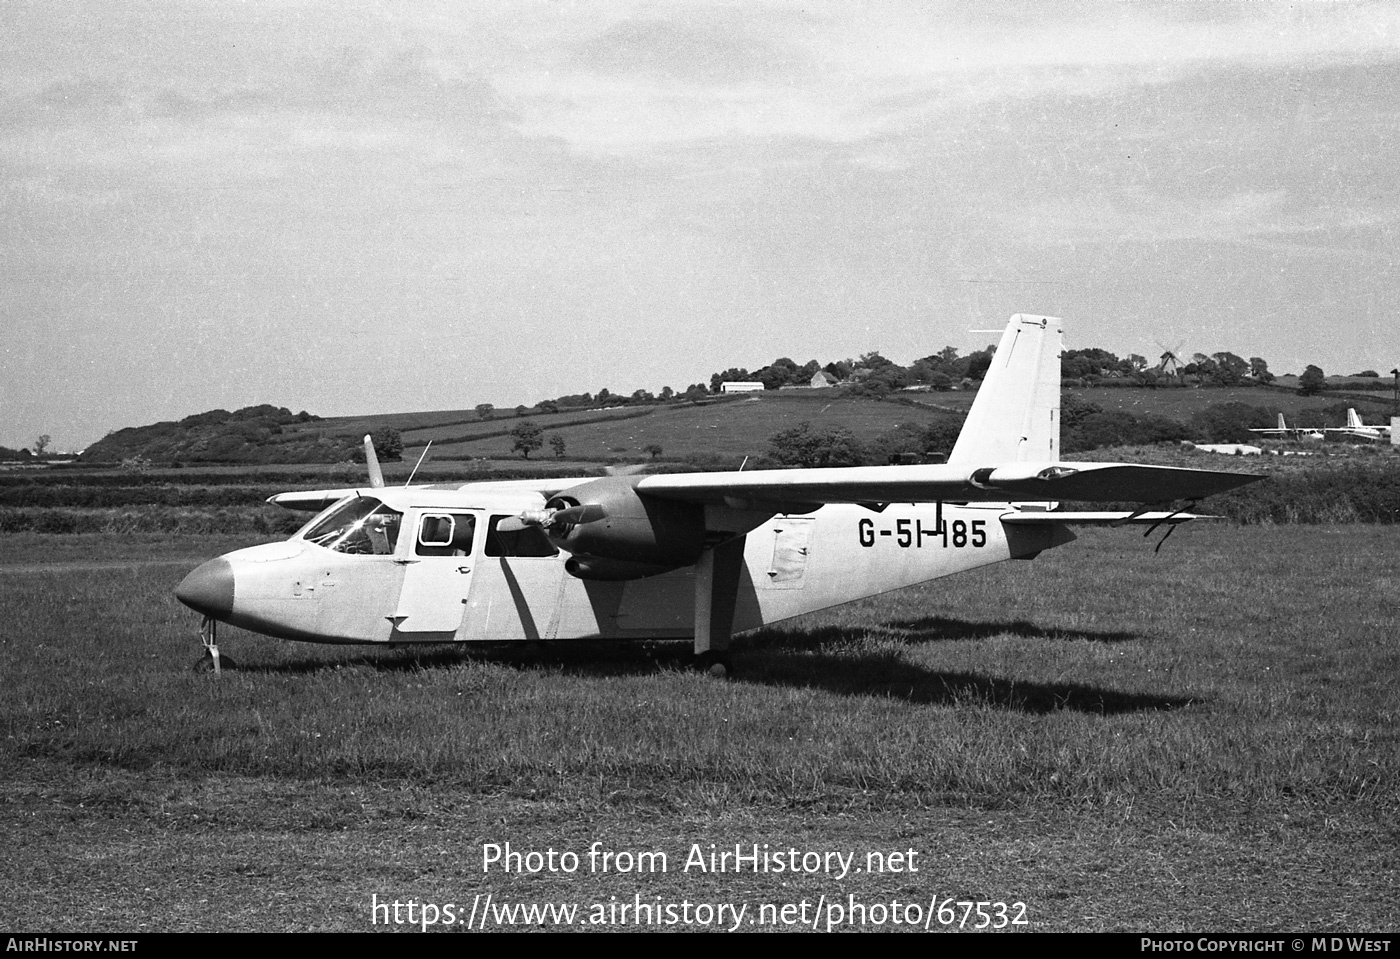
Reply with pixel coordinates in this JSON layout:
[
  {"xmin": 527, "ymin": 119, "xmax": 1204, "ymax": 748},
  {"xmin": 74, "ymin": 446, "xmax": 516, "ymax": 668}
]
[{"xmin": 3, "ymin": 1, "xmax": 1398, "ymax": 451}]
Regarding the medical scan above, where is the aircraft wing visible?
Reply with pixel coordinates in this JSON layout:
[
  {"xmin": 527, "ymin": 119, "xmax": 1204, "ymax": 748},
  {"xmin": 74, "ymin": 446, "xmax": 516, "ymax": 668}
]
[
  {"xmin": 634, "ymin": 461, "xmax": 1263, "ymax": 509},
  {"xmin": 268, "ymin": 477, "xmax": 600, "ymax": 512},
  {"xmin": 267, "ymin": 489, "xmax": 363, "ymax": 512},
  {"xmin": 1323, "ymin": 428, "xmax": 1384, "ymax": 441}
]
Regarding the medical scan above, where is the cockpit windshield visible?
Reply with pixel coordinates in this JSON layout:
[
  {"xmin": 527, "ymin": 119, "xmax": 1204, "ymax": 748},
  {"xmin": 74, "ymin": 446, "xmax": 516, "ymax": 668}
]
[{"xmin": 300, "ymin": 497, "xmax": 403, "ymax": 555}]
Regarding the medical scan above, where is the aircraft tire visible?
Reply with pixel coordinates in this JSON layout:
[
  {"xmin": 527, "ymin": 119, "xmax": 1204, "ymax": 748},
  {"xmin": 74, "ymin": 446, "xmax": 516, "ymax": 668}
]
[
  {"xmin": 192, "ymin": 652, "xmax": 237, "ymax": 673},
  {"xmin": 694, "ymin": 651, "xmax": 732, "ymax": 679}
]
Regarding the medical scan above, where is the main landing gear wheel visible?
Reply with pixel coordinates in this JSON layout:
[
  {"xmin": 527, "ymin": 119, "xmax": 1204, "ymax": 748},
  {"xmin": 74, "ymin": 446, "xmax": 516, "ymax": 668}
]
[{"xmin": 694, "ymin": 650, "xmax": 733, "ymax": 679}]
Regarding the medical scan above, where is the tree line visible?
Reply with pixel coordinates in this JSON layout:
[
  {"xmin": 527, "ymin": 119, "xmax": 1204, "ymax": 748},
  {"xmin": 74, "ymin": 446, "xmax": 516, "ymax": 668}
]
[
  {"xmin": 766, "ymin": 397, "xmax": 1390, "ymax": 468},
  {"xmin": 526, "ymin": 343, "xmax": 1381, "ymax": 412}
]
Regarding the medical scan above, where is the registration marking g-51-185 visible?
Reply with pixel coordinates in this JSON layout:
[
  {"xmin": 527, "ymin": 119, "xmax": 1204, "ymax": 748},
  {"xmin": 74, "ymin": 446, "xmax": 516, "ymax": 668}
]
[{"xmin": 857, "ymin": 517, "xmax": 987, "ymax": 549}]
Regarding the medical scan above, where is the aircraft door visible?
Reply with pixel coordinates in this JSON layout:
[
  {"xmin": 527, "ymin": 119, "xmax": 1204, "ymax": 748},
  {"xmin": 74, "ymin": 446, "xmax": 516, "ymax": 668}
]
[{"xmin": 391, "ymin": 511, "xmax": 480, "ymax": 635}]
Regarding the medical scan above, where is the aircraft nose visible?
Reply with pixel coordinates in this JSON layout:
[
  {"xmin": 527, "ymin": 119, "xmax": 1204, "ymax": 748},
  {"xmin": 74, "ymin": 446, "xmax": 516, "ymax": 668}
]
[{"xmin": 176, "ymin": 558, "xmax": 235, "ymax": 619}]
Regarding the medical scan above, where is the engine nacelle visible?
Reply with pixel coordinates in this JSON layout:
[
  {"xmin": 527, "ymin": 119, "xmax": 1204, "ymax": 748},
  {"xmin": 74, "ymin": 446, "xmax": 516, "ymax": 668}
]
[{"xmin": 545, "ymin": 476, "xmax": 705, "ymax": 579}]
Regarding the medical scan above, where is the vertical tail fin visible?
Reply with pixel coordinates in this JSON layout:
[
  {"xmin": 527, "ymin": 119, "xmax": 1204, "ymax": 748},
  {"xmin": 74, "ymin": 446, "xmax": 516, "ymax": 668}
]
[
  {"xmin": 1347, "ymin": 409, "xmax": 1363, "ymax": 429},
  {"xmin": 947, "ymin": 315, "xmax": 1062, "ymax": 465},
  {"xmin": 1278, "ymin": 413, "xmax": 1287, "ymax": 430}
]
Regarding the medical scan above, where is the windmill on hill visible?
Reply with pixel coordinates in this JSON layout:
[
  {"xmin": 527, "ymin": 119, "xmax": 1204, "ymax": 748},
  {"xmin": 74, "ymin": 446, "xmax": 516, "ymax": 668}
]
[{"xmin": 1156, "ymin": 340, "xmax": 1187, "ymax": 380}]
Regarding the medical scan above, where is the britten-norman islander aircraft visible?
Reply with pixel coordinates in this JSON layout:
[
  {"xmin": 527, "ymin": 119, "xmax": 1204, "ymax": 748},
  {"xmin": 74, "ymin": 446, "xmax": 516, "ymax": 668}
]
[
  {"xmin": 1325, "ymin": 408, "xmax": 1391, "ymax": 443},
  {"xmin": 176, "ymin": 315, "xmax": 1263, "ymax": 675},
  {"xmin": 1248, "ymin": 414, "xmax": 1324, "ymax": 442}
]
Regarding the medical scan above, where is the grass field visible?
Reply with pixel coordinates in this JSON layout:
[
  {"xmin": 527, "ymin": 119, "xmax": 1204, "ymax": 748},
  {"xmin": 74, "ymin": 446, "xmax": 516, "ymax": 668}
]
[
  {"xmin": 404, "ymin": 391, "xmax": 962, "ymax": 464},
  {"xmin": 380, "ymin": 384, "xmax": 1394, "ymax": 465},
  {"xmin": 1063, "ymin": 385, "xmax": 1396, "ymax": 422},
  {"xmin": 2, "ymin": 524, "xmax": 1397, "ymax": 932}
]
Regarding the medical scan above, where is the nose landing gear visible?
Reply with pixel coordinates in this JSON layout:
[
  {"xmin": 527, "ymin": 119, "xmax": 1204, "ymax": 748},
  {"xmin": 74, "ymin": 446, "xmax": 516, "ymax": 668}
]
[{"xmin": 193, "ymin": 616, "xmax": 236, "ymax": 673}]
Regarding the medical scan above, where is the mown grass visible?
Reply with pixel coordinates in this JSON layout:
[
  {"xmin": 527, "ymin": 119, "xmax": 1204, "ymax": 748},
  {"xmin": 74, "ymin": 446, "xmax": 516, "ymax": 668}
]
[
  {"xmin": 2, "ymin": 525, "xmax": 1397, "ymax": 930},
  {"xmin": 4, "ymin": 526, "xmax": 1397, "ymax": 807}
]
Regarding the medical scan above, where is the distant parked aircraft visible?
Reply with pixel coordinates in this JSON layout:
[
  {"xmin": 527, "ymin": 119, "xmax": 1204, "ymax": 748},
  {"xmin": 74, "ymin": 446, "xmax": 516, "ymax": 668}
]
[
  {"xmin": 1249, "ymin": 414, "xmax": 1323, "ymax": 442},
  {"xmin": 1325, "ymin": 409, "xmax": 1391, "ymax": 443}
]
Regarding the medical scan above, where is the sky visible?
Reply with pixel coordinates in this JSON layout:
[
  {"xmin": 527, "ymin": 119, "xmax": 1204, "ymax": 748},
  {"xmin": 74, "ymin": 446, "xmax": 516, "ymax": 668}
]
[{"xmin": 3, "ymin": 1, "xmax": 1398, "ymax": 452}]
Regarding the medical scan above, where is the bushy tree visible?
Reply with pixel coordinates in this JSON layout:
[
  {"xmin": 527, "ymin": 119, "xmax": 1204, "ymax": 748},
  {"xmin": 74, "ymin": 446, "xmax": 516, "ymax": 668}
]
[
  {"xmin": 1062, "ymin": 408, "xmax": 1191, "ymax": 453},
  {"xmin": 1298, "ymin": 365, "xmax": 1326, "ymax": 396},
  {"xmin": 964, "ymin": 346, "xmax": 996, "ymax": 380},
  {"xmin": 866, "ymin": 420, "xmax": 963, "ymax": 463},
  {"xmin": 370, "ymin": 428, "xmax": 403, "ymax": 461},
  {"xmin": 846, "ymin": 364, "xmax": 915, "ymax": 396},
  {"xmin": 767, "ymin": 422, "xmax": 865, "ymax": 467},
  {"xmin": 856, "ymin": 351, "xmax": 895, "ymax": 371},
  {"xmin": 1208, "ymin": 352, "xmax": 1250, "ymax": 387},
  {"xmin": 822, "ymin": 360, "xmax": 853, "ymax": 382},
  {"xmin": 511, "ymin": 421, "xmax": 543, "ymax": 459},
  {"xmin": 1191, "ymin": 403, "xmax": 1275, "ymax": 443},
  {"xmin": 1060, "ymin": 393, "xmax": 1104, "ymax": 430},
  {"xmin": 1062, "ymin": 348, "xmax": 1121, "ymax": 380}
]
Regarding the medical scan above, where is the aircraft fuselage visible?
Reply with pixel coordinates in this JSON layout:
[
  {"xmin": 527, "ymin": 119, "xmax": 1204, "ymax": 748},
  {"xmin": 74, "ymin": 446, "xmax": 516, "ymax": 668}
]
[{"xmin": 179, "ymin": 497, "xmax": 1072, "ymax": 646}]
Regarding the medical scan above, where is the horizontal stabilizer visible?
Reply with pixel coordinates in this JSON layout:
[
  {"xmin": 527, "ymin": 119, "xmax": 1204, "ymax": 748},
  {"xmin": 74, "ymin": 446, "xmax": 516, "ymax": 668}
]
[
  {"xmin": 1001, "ymin": 510, "xmax": 1217, "ymax": 526},
  {"xmin": 994, "ymin": 463, "xmax": 1259, "ymax": 502}
]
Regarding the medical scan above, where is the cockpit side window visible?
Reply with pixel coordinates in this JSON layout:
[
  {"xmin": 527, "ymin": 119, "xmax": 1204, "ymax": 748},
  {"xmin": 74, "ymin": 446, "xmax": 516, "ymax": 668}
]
[
  {"xmin": 485, "ymin": 515, "xmax": 559, "ymax": 557},
  {"xmin": 301, "ymin": 497, "xmax": 403, "ymax": 555}
]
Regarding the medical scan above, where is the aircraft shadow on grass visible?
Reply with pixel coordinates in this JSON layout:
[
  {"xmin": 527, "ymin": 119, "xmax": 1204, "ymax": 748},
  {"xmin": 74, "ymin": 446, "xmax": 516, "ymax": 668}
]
[
  {"xmin": 759, "ymin": 615, "xmax": 1143, "ymax": 646},
  {"xmin": 243, "ymin": 615, "xmax": 1192, "ymax": 716}
]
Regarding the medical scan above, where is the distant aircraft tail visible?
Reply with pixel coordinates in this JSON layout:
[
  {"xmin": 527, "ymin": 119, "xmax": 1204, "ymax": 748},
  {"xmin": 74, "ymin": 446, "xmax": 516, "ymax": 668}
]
[
  {"xmin": 1347, "ymin": 408, "xmax": 1363, "ymax": 429},
  {"xmin": 1278, "ymin": 414, "xmax": 1287, "ymax": 430},
  {"xmin": 947, "ymin": 315, "xmax": 1061, "ymax": 465}
]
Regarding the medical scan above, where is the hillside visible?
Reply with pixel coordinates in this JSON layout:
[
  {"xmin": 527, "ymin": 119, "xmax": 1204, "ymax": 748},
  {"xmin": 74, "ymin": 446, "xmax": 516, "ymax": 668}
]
[
  {"xmin": 408, "ymin": 391, "xmax": 968, "ymax": 466},
  {"xmin": 80, "ymin": 406, "xmax": 358, "ymax": 466},
  {"xmin": 75, "ymin": 380, "xmax": 1397, "ymax": 470}
]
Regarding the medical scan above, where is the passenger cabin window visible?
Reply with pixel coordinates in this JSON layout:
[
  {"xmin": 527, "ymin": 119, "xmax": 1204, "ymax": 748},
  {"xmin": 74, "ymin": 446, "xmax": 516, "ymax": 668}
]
[
  {"xmin": 416, "ymin": 513, "xmax": 476, "ymax": 557},
  {"xmin": 486, "ymin": 515, "xmax": 559, "ymax": 557},
  {"xmin": 301, "ymin": 497, "xmax": 402, "ymax": 555}
]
